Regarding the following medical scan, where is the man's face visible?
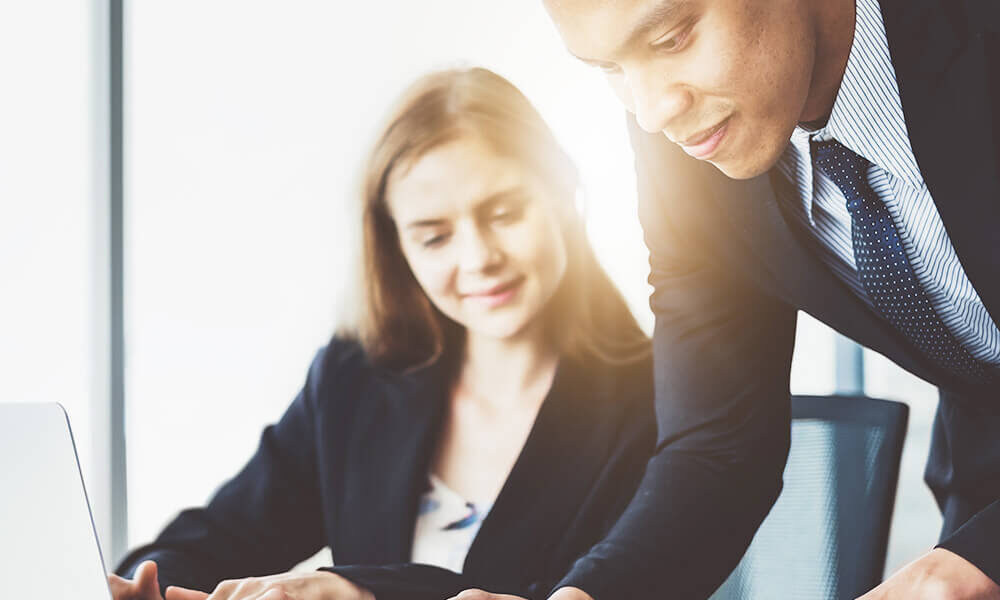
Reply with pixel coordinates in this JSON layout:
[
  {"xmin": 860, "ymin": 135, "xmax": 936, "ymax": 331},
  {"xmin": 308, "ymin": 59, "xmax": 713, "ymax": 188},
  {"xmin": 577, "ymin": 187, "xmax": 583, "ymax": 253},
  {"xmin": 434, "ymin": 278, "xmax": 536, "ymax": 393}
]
[{"xmin": 545, "ymin": 0, "xmax": 817, "ymax": 179}]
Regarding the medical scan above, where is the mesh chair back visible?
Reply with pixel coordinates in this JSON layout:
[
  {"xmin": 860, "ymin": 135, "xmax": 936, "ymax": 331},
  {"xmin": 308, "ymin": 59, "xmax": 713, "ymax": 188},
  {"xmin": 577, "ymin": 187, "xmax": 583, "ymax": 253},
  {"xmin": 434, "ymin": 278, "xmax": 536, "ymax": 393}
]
[{"xmin": 710, "ymin": 395, "xmax": 908, "ymax": 600}]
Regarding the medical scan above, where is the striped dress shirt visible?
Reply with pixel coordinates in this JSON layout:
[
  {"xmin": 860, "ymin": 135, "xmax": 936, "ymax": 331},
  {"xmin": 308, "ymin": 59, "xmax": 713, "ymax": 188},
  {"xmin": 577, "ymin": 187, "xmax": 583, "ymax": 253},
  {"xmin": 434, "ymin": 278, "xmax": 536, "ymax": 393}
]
[{"xmin": 775, "ymin": 0, "xmax": 1000, "ymax": 366}]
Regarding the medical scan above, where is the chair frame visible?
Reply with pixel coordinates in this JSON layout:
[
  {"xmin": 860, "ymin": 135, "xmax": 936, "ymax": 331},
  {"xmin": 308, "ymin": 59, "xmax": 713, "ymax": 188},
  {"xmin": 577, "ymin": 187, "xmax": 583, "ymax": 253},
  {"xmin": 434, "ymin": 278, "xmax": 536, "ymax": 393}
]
[{"xmin": 790, "ymin": 394, "xmax": 909, "ymax": 589}]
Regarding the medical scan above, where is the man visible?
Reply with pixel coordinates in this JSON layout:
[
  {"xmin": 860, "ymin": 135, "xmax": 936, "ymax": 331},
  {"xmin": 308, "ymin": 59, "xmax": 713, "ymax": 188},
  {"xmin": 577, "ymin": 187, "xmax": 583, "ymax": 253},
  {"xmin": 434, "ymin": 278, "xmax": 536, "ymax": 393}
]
[{"xmin": 459, "ymin": 0, "xmax": 1000, "ymax": 598}]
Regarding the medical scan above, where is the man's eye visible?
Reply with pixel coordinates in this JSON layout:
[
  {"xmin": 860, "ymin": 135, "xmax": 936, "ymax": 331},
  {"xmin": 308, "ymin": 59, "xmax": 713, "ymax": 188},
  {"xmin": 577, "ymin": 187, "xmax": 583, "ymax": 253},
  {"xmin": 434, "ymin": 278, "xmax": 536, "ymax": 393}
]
[
  {"xmin": 656, "ymin": 36, "xmax": 681, "ymax": 51},
  {"xmin": 594, "ymin": 62, "xmax": 622, "ymax": 75},
  {"xmin": 652, "ymin": 24, "xmax": 692, "ymax": 53}
]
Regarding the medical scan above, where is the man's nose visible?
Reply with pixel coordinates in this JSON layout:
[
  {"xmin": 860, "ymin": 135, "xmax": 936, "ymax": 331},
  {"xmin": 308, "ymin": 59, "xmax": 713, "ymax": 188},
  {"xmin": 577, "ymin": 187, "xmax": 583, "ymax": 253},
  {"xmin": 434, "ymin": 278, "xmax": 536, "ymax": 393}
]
[{"xmin": 627, "ymin": 69, "xmax": 691, "ymax": 135}]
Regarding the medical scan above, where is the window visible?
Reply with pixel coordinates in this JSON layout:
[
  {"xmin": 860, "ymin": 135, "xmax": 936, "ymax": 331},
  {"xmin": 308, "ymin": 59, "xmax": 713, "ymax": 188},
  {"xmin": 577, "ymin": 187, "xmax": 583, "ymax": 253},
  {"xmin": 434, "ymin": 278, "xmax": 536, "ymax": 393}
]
[{"xmin": 0, "ymin": 0, "xmax": 109, "ymax": 556}]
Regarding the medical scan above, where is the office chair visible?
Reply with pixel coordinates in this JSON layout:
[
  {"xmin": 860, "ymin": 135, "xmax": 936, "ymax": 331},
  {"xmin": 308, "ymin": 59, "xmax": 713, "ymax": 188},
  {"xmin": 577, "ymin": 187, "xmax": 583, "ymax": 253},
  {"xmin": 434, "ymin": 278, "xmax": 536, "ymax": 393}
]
[{"xmin": 709, "ymin": 395, "xmax": 909, "ymax": 600}]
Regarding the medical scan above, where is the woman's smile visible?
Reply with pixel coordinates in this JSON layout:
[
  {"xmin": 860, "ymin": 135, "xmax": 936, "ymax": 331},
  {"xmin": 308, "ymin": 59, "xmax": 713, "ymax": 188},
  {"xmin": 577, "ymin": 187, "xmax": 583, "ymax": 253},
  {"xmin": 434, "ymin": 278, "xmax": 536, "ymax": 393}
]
[{"xmin": 461, "ymin": 276, "xmax": 525, "ymax": 308}]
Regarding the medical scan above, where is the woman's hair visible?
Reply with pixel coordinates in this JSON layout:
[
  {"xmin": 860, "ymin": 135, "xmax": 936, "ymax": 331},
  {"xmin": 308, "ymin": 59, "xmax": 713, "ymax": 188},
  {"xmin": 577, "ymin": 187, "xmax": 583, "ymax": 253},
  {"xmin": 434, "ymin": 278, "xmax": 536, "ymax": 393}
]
[{"xmin": 349, "ymin": 66, "xmax": 650, "ymax": 371}]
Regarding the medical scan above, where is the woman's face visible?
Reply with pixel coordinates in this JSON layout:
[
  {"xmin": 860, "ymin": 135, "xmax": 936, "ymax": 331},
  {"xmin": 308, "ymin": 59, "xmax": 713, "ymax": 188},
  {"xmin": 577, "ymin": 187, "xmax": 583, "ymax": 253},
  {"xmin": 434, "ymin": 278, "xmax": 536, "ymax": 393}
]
[{"xmin": 386, "ymin": 136, "xmax": 568, "ymax": 342}]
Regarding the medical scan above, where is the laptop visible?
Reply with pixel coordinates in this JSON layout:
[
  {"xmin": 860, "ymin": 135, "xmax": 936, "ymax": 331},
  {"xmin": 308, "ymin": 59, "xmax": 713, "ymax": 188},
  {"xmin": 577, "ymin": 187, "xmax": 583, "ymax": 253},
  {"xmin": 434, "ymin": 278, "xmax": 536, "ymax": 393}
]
[{"xmin": 0, "ymin": 403, "xmax": 113, "ymax": 599}]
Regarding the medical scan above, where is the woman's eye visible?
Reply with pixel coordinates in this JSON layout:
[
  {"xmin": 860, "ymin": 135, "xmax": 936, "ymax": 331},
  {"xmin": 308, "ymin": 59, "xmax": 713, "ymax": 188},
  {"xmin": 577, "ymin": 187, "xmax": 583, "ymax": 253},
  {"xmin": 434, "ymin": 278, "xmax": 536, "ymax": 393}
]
[
  {"xmin": 491, "ymin": 206, "xmax": 523, "ymax": 224},
  {"xmin": 421, "ymin": 234, "xmax": 448, "ymax": 248}
]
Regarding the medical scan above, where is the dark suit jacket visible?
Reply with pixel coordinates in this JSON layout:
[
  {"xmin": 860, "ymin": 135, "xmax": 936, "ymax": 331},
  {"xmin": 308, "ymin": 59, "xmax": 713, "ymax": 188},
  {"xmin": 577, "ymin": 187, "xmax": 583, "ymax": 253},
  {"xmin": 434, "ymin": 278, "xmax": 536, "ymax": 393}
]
[
  {"xmin": 116, "ymin": 338, "xmax": 654, "ymax": 600},
  {"xmin": 553, "ymin": 0, "xmax": 999, "ymax": 597}
]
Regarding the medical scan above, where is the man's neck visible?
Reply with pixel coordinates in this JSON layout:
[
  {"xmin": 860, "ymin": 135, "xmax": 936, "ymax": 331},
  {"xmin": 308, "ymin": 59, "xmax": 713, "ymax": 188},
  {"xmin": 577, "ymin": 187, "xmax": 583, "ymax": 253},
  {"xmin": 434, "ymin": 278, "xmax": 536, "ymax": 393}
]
[{"xmin": 799, "ymin": 0, "xmax": 856, "ymax": 124}]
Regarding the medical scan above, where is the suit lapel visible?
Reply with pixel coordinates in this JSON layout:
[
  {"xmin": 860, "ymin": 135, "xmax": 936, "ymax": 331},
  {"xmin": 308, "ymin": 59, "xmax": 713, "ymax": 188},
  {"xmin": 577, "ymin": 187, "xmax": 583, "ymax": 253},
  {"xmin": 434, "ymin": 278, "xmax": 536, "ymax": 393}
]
[
  {"xmin": 724, "ymin": 167, "xmax": 944, "ymax": 384},
  {"xmin": 336, "ymin": 362, "xmax": 448, "ymax": 565},
  {"xmin": 879, "ymin": 0, "xmax": 1000, "ymax": 327},
  {"xmin": 727, "ymin": 0, "xmax": 1000, "ymax": 394},
  {"xmin": 462, "ymin": 357, "xmax": 619, "ymax": 591},
  {"xmin": 628, "ymin": 118, "xmax": 951, "ymax": 385}
]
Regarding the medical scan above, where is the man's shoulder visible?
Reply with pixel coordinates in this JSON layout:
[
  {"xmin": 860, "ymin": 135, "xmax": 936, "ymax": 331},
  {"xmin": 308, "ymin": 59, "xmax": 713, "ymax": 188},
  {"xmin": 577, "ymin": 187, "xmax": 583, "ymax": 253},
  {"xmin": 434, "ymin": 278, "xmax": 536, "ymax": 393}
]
[
  {"xmin": 879, "ymin": 0, "xmax": 999, "ymax": 63},
  {"xmin": 879, "ymin": 0, "xmax": 999, "ymax": 33}
]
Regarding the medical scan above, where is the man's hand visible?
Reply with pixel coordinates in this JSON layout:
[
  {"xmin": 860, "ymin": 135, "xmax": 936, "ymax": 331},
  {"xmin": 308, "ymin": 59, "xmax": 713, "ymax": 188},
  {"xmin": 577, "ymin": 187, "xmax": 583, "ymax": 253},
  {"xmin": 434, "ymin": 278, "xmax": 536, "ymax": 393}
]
[
  {"xmin": 857, "ymin": 548, "xmax": 1000, "ymax": 600},
  {"xmin": 161, "ymin": 571, "xmax": 374, "ymax": 600},
  {"xmin": 108, "ymin": 560, "xmax": 165, "ymax": 600},
  {"xmin": 447, "ymin": 586, "xmax": 594, "ymax": 600}
]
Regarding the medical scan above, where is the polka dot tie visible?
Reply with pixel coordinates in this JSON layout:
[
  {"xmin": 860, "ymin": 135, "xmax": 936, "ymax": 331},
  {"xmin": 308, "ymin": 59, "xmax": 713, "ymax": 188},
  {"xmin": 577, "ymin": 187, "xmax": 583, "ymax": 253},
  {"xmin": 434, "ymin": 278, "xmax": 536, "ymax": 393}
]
[{"xmin": 812, "ymin": 139, "xmax": 989, "ymax": 382}]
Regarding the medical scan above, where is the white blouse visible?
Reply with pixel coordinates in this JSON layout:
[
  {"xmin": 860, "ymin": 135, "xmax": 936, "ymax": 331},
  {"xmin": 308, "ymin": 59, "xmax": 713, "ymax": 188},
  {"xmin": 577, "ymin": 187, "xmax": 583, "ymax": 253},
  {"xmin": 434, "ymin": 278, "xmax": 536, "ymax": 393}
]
[{"xmin": 410, "ymin": 474, "xmax": 492, "ymax": 573}]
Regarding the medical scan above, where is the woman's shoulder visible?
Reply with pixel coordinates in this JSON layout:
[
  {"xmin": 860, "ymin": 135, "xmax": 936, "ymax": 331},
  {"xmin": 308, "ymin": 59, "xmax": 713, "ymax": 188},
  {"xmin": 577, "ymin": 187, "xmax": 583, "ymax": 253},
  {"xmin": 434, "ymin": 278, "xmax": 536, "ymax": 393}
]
[
  {"xmin": 302, "ymin": 335, "xmax": 391, "ymax": 408},
  {"xmin": 306, "ymin": 334, "xmax": 370, "ymax": 383},
  {"xmin": 316, "ymin": 334, "xmax": 370, "ymax": 370},
  {"xmin": 303, "ymin": 334, "xmax": 438, "ymax": 411}
]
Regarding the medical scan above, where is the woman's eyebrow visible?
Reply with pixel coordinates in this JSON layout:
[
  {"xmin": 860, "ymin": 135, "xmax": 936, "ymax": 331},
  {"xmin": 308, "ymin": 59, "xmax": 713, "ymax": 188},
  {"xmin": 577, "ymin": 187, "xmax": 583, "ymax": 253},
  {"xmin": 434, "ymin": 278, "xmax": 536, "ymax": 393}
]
[
  {"xmin": 404, "ymin": 187, "xmax": 525, "ymax": 229},
  {"xmin": 477, "ymin": 186, "xmax": 525, "ymax": 210},
  {"xmin": 405, "ymin": 217, "xmax": 448, "ymax": 230}
]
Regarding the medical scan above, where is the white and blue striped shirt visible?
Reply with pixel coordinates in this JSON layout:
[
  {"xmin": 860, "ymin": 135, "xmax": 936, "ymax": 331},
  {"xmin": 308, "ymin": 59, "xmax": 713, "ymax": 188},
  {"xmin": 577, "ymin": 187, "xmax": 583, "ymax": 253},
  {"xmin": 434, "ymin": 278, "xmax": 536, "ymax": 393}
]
[{"xmin": 775, "ymin": 0, "xmax": 1000, "ymax": 366}]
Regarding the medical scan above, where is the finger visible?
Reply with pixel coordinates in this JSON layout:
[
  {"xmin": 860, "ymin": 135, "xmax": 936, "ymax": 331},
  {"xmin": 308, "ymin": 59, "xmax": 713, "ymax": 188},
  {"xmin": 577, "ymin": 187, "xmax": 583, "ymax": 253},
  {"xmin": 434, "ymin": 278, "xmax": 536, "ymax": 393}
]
[
  {"xmin": 449, "ymin": 592, "xmax": 527, "ymax": 600},
  {"xmin": 241, "ymin": 588, "xmax": 288, "ymax": 600},
  {"xmin": 205, "ymin": 578, "xmax": 242, "ymax": 600},
  {"xmin": 447, "ymin": 590, "xmax": 493, "ymax": 600},
  {"xmin": 135, "ymin": 561, "xmax": 160, "ymax": 595},
  {"xmin": 548, "ymin": 588, "xmax": 593, "ymax": 600},
  {"xmin": 228, "ymin": 577, "xmax": 265, "ymax": 600},
  {"xmin": 108, "ymin": 573, "xmax": 135, "ymax": 599},
  {"xmin": 165, "ymin": 586, "xmax": 210, "ymax": 600}
]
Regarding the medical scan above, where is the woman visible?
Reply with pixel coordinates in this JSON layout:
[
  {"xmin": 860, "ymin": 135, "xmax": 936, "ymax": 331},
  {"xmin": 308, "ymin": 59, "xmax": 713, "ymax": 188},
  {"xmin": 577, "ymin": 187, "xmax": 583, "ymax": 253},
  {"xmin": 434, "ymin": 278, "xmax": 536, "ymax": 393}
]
[{"xmin": 110, "ymin": 67, "xmax": 653, "ymax": 600}]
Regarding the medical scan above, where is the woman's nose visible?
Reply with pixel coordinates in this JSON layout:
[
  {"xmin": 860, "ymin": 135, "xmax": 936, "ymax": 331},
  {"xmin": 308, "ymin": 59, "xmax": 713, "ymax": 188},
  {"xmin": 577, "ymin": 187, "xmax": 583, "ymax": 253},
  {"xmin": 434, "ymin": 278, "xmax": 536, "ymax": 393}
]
[{"xmin": 457, "ymin": 224, "xmax": 504, "ymax": 273}]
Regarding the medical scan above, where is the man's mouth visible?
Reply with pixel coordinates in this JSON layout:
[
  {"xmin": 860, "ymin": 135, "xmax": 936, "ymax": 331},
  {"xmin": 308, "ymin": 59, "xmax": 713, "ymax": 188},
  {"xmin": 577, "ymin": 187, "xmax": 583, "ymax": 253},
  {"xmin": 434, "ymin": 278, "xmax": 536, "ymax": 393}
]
[{"xmin": 675, "ymin": 117, "xmax": 731, "ymax": 160}]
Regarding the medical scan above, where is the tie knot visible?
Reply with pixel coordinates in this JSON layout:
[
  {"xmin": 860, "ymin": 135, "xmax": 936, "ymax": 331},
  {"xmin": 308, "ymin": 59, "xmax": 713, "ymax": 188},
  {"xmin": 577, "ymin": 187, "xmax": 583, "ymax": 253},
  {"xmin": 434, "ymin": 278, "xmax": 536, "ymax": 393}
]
[{"xmin": 812, "ymin": 139, "xmax": 873, "ymax": 208}]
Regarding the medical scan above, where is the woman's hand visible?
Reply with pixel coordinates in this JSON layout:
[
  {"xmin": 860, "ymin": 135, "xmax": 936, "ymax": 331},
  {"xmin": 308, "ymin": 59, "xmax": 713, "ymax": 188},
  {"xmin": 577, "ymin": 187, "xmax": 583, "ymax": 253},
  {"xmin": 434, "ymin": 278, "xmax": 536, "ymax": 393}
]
[
  {"xmin": 108, "ymin": 560, "xmax": 165, "ymax": 600},
  {"xmin": 163, "ymin": 571, "xmax": 375, "ymax": 600},
  {"xmin": 447, "ymin": 587, "xmax": 594, "ymax": 600}
]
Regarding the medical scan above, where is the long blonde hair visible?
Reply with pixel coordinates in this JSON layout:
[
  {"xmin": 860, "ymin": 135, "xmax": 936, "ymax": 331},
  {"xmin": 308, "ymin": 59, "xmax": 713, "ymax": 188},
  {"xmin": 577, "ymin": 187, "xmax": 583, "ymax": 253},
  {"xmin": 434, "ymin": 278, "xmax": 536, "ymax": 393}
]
[{"xmin": 350, "ymin": 67, "xmax": 649, "ymax": 371}]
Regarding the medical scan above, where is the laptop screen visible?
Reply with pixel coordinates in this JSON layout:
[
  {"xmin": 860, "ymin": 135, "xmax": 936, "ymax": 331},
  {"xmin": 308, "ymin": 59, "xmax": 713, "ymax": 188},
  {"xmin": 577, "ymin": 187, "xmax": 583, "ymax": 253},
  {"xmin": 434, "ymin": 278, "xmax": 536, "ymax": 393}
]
[{"xmin": 0, "ymin": 403, "xmax": 112, "ymax": 599}]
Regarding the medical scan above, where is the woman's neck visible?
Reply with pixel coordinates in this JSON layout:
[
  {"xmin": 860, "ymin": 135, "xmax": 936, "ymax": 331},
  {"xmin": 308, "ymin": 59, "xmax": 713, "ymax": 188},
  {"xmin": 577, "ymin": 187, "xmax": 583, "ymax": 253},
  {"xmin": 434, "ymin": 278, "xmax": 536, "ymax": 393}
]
[{"xmin": 457, "ymin": 324, "xmax": 559, "ymax": 411}]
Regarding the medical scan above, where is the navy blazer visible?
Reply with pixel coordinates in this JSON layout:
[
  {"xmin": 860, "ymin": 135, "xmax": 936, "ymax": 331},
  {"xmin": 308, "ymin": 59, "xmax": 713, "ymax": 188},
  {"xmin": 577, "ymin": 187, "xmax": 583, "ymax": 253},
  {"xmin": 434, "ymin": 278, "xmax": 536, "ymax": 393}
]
[
  {"xmin": 116, "ymin": 338, "xmax": 654, "ymax": 600},
  {"xmin": 558, "ymin": 0, "xmax": 1000, "ymax": 597}
]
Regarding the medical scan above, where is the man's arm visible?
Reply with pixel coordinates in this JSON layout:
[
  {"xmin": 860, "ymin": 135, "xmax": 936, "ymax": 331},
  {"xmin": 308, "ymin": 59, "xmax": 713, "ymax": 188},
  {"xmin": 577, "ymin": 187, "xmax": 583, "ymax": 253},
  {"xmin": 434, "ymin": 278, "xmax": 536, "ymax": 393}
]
[
  {"xmin": 854, "ymin": 388, "xmax": 1000, "ymax": 598},
  {"xmin": 858, "ymin": 372, "xmax": 1000, "ymax": 598},
  {"xmin": 545, "ymin": 118, "xmax": 797, "ymax": 600}
]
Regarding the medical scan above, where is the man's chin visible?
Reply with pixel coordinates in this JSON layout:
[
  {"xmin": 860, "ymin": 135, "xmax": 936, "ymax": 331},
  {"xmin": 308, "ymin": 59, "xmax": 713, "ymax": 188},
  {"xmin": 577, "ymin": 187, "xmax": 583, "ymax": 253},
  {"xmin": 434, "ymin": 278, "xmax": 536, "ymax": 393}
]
[{"xmin": 708, "ymin": 153, "xmax": 776, "ymax": 180}]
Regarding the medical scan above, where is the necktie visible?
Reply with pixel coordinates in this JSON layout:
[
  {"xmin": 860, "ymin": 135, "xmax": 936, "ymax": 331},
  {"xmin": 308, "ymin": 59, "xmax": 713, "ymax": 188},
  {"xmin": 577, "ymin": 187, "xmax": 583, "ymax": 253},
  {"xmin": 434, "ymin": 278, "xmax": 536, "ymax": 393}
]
[{"xmin": 812, "ymin": 139, "xmax": 989, "ymax": 382}]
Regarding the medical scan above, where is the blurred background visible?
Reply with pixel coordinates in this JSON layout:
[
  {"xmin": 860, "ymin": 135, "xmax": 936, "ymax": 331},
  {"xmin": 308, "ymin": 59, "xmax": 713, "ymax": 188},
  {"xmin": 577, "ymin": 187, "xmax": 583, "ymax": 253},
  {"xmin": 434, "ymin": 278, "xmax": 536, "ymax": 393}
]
[{"xmin": 1, "ymin": 0, "xmax": 939, "ymax": 578}]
